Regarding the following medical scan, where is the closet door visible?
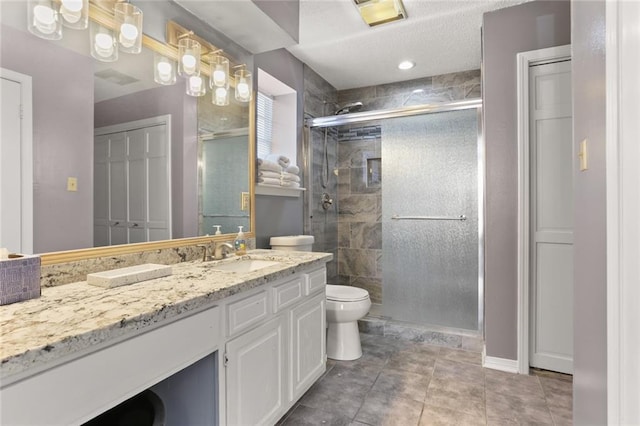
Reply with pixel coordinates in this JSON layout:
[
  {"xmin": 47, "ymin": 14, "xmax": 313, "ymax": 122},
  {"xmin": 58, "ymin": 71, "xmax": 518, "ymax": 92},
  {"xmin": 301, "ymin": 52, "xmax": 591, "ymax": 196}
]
[
  {"xmin": 109, "ymin": 133, "xmax": 128, "ymax": 246},
  {"xmin": 94, "ymin": 135, "xmax": 110, "ymax": 247},
  {"xmin": 127, "ymin": 128, "xmax": 147, "ymax": 243},
  {"xmin": 146, "ymin": 124, "xmax": 170, "ymax": 241}
]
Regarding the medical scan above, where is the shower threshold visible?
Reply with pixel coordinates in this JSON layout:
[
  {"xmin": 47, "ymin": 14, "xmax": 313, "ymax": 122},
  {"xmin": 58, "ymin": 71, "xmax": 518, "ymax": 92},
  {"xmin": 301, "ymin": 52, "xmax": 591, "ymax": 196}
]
[{"xmin": 358, "ymin": 304, "xmax": 483, "ymax": 352}]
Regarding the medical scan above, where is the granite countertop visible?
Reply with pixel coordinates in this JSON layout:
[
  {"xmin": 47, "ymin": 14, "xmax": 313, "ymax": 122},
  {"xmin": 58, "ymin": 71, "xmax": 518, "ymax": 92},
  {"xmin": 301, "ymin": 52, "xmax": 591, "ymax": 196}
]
[{"xmin": 0, "ymin": 250, "xmax": 332, "ymax": 382}]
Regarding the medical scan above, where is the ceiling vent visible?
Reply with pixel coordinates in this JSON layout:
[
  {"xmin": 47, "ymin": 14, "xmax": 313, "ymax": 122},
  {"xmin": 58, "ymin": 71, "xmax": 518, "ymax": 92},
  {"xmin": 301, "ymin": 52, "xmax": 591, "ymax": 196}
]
[
  {"xmin": 94, "ymin": 69, "xmax": 139, "ymax": 86},
  {"xmin": 354, "ymin": 0, "xmax": 407, "ymax": 27}
]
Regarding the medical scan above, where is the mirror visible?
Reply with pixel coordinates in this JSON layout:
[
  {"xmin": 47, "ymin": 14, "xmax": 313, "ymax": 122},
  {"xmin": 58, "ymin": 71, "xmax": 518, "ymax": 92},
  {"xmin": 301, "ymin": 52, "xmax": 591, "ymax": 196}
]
[{"xmin": 0, "ymin": 1, "xmax": 254, "ymax": 260}]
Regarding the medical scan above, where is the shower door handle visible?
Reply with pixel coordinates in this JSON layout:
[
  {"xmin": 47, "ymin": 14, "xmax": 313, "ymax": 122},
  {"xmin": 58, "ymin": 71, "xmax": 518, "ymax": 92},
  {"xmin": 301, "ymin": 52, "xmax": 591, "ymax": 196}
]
[{"xmin": 391, "ymin": 214, "xmax": 467, "ymax": 221}]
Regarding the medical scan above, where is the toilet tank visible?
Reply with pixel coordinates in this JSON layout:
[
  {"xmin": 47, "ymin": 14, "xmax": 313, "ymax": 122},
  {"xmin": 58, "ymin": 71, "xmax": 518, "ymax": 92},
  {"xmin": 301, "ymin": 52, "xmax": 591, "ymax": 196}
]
[{"xmin": 270, "ymin": 235, "xmax": 315, "ymax": 252}]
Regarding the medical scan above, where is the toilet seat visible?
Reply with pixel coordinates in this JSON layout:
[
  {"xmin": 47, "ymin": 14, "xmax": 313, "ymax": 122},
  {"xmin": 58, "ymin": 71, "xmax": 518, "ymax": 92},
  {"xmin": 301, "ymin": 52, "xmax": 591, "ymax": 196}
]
[{"xmin": 326, "ymin": 285, "xmax": 369, "ymax": 302}]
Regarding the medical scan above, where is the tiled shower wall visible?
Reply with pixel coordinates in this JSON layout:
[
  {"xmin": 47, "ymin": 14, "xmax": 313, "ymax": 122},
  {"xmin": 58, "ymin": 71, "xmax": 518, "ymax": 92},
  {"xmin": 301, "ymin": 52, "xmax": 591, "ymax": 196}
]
[
  {"xmin": 303, "ymin": 67, "xmax": 481, "ymax": 303},
  {"xmin": 303, "ymin": 66, "xmax": 340, "ymax": 281}
]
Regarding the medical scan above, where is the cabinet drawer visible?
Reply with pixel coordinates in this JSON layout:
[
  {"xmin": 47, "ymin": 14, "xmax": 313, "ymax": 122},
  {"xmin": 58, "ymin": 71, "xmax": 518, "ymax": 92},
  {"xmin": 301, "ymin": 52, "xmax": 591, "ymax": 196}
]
[
  {"xmin": 305, "ymin": 268, "xmax": 326, "ymax": 295},
  {"xmin": 227, "ymin": 290, "xmax": 269, "ymax": 336},
  {"xmin": 272, "ymin": 277, "xmax": 303, "ymax": 313}
]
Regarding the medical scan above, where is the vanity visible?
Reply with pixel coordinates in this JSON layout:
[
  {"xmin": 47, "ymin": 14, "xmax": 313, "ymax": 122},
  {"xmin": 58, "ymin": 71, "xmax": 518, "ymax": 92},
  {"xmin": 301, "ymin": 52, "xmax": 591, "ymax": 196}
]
[{"xmin": 0, "ymin": 250, "xmax": 332, "ymax": 425}]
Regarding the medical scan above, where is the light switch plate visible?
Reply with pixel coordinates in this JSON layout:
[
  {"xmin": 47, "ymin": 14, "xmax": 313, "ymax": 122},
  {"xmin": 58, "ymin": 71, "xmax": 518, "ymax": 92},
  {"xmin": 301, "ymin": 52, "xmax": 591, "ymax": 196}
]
[
  {"xmin": 579, "ymin": 139, "xmax": 588, "ymax": 171},
  {"xmin": 241, "ymin": 192, "xmax": 250, "ymax": 211},
  {"xmin": 67, "ymin": 177, "xmax": 78, "ymax": 191}
]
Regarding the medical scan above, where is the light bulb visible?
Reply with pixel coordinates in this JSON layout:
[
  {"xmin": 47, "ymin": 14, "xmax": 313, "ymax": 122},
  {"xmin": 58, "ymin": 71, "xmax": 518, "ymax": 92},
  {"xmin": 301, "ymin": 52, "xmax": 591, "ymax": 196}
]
[
  {"xmin": 33, "ymin": 4, "xmax": 56, "ymax": 34},
  {"xmin": 215, "ymin": 87, "xmax": 227, "ymax": 105},
  {"xmin": 213, "ymin": 69, "xmax": 226, "ymax": 87},
  {"xmin": 119, "ymin": 23, "xmax": 139, "ymax": 48},
  {"xmin": 94, "ymin": 33, "xmax": 114, "ymax": 58},
  {"xmin": 60, "ymin": 0, "xmax": 82, "ymax": 23},
  {"xmin": 182, "ymin": 54, "xmax": 197, "ymax": 75},
  {"xmin": 237, "ymin": 82, "xmax": 249, "ymax": 96},
  {"xmin": 156, "ymin": 62, "xmax": 172, "ymax": 82},
  {"xmin": 189, "ymin": 76, "xmax": 203, "ymax": 92}
]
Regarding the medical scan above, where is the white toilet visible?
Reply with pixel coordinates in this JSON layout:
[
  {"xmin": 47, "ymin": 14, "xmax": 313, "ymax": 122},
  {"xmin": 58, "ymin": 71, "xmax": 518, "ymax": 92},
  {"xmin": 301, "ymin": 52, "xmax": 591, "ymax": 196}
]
[
  {"xmin": 325, "ymin": 285, "xmax": 371, "ymax": 361},
  {"xmin": 270, "ymin": 235, "xmax": 372, "ymax": 361}
]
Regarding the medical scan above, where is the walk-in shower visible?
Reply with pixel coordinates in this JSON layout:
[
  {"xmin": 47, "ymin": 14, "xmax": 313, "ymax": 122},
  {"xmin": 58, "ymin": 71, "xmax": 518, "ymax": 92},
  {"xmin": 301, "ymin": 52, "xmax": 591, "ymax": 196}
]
[{"xmin": 304, "ymin": 99, "xmax": 483, "ymax": 334}]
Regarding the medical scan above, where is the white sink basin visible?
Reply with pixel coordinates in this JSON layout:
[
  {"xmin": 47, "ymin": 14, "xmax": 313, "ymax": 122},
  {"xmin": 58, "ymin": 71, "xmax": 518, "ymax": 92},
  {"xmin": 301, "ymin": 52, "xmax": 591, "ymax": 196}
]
[{"xmin": 210, "ymin": 259, "xmax": 281, "ymax": 273}]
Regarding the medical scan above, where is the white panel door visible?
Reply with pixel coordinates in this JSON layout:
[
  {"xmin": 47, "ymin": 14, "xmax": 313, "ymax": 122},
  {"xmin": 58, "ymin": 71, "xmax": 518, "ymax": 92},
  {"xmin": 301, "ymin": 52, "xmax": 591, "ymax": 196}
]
[
  {"xmin": 226, "ymin": 316, "xmax": 285, "ymax": 426},
  {"xmin": 94, "ymin": 117, "xmax": 171, "ymax": 246},
  {"xmin": 146, "ymin": 124, "xmax": 170, "ymax": 241},
  {"xmin": 109, "ymin": 133, "xmax": 128, "ymax": 246},
  {"xmin": 127, "ymin": 128, "xmax": 147, "ymax": 244},
  {"xmin": 0, "ymin": 77, "xmax": 22, "ymax": 253},
  {"xmin": 529, "ymin": 59, "xmax": 574, "ymax": 374},
  {"xmin": 93, "ymin": 135, "xmax": 110, "ymax": 247}
]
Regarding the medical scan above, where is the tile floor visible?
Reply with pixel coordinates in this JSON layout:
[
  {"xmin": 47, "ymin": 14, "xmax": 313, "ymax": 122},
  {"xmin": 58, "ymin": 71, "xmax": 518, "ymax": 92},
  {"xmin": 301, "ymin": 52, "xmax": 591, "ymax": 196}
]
[{"xmin": 278, "ymin": 334, "xmax": 573, "ymax": 426}]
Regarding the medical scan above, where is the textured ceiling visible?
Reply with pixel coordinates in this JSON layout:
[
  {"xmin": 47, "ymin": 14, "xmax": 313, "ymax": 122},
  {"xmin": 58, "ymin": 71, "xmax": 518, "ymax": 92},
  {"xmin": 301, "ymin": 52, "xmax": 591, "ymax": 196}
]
[
  {"xmin": 288, "ymin": 0, "xmax": 531, "ymax": 90},
  {"xmin": 177, "ymin": 0, "xmax": 531, "ymax": 90}
]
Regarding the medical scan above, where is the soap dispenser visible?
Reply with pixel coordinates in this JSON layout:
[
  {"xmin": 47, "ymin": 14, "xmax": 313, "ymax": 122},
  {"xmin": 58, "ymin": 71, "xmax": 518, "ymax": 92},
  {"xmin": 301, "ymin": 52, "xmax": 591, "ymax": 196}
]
[{"xmin": 234, "ymin": 226, "xmax": 246, "ymax": 255}]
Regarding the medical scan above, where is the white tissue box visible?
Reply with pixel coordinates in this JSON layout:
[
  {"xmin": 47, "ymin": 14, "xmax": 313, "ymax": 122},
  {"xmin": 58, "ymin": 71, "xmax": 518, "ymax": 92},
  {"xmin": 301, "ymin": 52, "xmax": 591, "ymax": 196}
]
[
  {"xmin": 87, "ymin": 264, "xmax": 172, "ymax": 288},
  {"xmin": 0, "ymin": 254, "xmax": 41, "ymax": 306}
]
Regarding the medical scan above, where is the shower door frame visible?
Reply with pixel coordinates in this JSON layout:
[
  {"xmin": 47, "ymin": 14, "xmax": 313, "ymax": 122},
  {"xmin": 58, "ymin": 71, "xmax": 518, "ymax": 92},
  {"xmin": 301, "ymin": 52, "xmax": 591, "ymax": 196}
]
[{"xmin": 306, "ymin": 99, "xmax": 485, "ymax": 335}]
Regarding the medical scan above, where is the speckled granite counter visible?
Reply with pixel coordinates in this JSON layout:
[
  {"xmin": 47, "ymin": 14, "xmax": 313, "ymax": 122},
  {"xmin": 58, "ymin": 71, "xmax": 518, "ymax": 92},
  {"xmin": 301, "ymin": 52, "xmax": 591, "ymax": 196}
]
[{"xmin": 0, "ymin": 250, "xmax": 331, "ymax": 382}]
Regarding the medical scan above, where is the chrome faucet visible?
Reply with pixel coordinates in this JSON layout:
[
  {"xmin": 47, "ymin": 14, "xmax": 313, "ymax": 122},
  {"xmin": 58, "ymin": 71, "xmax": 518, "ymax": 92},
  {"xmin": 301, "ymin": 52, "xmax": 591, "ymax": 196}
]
[{"xmin": 213, "ymin": 242, "xmax": 234, "ymax": 260}]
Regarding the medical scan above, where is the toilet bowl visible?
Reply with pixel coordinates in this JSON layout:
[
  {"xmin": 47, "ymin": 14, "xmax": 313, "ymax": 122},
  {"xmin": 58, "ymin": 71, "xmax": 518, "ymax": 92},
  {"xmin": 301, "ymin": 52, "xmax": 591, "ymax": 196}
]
[{"xmin": 325, "ymin": 285, "xmax": 371, "ymax": 361}]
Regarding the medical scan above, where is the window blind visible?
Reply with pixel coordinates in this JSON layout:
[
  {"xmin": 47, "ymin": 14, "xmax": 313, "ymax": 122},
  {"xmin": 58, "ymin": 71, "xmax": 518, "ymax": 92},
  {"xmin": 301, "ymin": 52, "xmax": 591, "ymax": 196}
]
[{"xmin": 257, "ymin": 92, "xmax": 273, "ymax": 159}]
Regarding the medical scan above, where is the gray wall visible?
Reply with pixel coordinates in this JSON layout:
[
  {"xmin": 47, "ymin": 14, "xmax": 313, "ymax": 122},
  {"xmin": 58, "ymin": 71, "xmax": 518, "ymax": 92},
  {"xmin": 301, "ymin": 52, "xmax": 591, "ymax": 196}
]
[
  {"xmin": 252, "ymin": 0, "xmax": 299, "ymax": 43},
  {"xmin": 94, "ymin": 84, "xmax": 198, "ymax": 239},
  {"xmin": 253, "ymin": 49, "xmax": 305, "ymax": 248},
  {"xmin": 1, "ymin": 25, "xmax": 94, "ymax": 253},
  {"xmin": 482, "ymin": 0, "xmax": 571, "ymax": 360},
  {"xmin": 571, "ymin": 1, "xmax": 607, "ymax": 423}
]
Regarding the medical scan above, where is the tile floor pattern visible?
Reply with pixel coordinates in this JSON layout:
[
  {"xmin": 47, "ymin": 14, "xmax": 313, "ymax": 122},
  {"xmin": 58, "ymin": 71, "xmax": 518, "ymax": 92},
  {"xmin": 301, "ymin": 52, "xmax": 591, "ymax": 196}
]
[{"xmin": 278, "ymin": 334, "xmax": 572, "ymax": 426}]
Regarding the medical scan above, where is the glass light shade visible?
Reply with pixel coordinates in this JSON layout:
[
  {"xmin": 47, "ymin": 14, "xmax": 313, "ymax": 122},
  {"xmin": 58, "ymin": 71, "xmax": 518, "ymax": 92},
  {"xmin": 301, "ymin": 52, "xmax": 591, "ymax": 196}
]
[
  {"xmin": 234, "ymin": 69, "xmax": 252, "ymax": 102},
  {"xmin": 178, "ymin": 38, "xmax": 201, "ymax": 77},
  {"xmin": 90, "ymin": 21, "xmax": 118, "ymax": 62},
  {"xmin": 27, "ymin": 0, "xmax": 62, "ymax": 40},
  {"xmin": 209, "ymin": 54, "xmax": 229, "ymax": 88},
  {"xmin": 186, "ymin": 75, "xmax": 206, "ymax": 97},
  {"xmin": 59, "ymin": 0, "xmax": 87, "ymax": 29},
  {"xmin": 115, "ymin": 2, "xmax": 143, "ymax": 54},
  {"xmin": 213, "ymin": 87, "xmax": 229, "ymax": 106},
  {"xmin": 154, "ymin": 53, "xmax": 176, "ymax": 85}
]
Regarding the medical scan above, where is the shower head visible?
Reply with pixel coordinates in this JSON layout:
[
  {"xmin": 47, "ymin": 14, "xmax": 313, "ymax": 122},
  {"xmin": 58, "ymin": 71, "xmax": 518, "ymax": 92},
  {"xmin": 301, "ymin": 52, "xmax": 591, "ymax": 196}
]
[{"xmin": 335, "ymin": 101, "xmax": 363, "ymax": 115}]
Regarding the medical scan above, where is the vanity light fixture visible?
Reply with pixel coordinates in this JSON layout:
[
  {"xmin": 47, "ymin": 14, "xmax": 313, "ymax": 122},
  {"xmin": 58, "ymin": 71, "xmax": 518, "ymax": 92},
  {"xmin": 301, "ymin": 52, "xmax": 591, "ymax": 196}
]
[
  {"xmin": 114, "ymin": 2, "xmax": 142, "ymax": 54},
  {"xmin": 354, "ymin": 0, "xmax": 407, "ymax": 27},
  {"xmin": 234, "ymin": 66, "xmax": 252, "ymax": 103},
  {"xmin": 60, "ymin": 0, "xmax": 88, "ymax": 29},
  {"xmin": 186, "ymin": 75, "xmax": 206, "ymax": 97},
  {"xmin": 153, "ymin": 52, "xmax": 176, "ymax": 85},
  {"xmin": 27, "ymin": 0, "xmax": 62, "ymax": 40},
  {"xmin": 178, "ymin": 36, "xmax": 201, "ymax": 77},
  {"xmin": 89, "ymin": 20, "xmax": 118, "ymax": 62}
]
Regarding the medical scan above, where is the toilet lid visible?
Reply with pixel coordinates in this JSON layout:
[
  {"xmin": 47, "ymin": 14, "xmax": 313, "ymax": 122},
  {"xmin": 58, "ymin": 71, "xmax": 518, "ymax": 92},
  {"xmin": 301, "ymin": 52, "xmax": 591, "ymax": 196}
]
[{"xmin": 326, "ymin": 285, "xmax": 369, "ymax": 302}]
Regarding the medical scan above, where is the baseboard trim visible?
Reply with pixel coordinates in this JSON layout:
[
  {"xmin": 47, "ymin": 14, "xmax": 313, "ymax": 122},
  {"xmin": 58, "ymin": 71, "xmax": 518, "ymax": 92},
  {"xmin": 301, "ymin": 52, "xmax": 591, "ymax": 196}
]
[{"xmin": 482, "ymin": 346, "xmax": 519, "ymax": 373}]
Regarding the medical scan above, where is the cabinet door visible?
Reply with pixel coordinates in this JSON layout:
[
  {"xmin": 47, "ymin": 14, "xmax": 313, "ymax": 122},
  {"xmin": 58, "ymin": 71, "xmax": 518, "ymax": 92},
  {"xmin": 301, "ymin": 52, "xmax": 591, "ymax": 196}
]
[
  {"xmin": 226, "ymin": 316, "xmax": 285, "ymax": 426},
  {"xmin": 289, "ymin": 292, "xmax": 326, "ymax": 402}
]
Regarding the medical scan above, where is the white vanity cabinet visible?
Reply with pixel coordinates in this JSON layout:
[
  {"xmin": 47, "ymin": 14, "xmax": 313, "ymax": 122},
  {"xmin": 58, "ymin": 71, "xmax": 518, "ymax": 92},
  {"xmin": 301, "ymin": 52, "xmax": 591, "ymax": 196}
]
[{"xmin": 223, "ymin": 266, "xmax": 327, "ymax": 426}]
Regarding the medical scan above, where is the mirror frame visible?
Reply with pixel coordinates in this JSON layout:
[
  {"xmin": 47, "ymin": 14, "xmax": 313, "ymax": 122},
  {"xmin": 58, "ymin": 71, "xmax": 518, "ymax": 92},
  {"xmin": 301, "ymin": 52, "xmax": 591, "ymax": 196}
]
[{"xmin": 39, "ymin": 10, "xmax": 256, "ymax": 266}]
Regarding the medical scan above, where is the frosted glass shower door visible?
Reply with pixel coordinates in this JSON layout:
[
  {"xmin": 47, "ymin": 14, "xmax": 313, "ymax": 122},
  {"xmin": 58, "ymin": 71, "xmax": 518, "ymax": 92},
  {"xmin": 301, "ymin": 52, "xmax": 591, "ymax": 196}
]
[{"xmin": 382, "ymin": 109, "xmax": 480, "ymax": 331}]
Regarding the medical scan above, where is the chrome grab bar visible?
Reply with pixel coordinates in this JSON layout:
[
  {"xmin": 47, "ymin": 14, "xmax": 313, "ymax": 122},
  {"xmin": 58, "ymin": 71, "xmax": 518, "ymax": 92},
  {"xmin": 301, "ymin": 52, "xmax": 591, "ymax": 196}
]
[{"xmin": 391, "ymin": 214, "xmax": 467, "ymax": 221}]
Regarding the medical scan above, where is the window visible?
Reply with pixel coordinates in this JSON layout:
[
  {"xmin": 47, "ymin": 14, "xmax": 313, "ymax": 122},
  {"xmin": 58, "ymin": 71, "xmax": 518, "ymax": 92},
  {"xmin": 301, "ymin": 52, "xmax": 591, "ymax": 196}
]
[{"xmin": 256, "ymin": 91, "xmax": 273, "ymax": 159}]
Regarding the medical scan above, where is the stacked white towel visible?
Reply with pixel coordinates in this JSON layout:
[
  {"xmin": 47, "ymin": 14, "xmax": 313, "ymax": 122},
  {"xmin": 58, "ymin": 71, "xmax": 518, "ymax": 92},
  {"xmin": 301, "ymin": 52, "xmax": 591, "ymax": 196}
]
[{"xmin": 257, "ymin": 155, "xmax": 301, "ymax": 188}]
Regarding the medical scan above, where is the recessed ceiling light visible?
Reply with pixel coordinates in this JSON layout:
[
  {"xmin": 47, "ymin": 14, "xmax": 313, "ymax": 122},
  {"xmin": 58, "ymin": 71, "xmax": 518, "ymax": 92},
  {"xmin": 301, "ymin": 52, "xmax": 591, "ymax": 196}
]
[{"xmin": 398, "ymin": 61, "xmax": 415, "ymax": 70}]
